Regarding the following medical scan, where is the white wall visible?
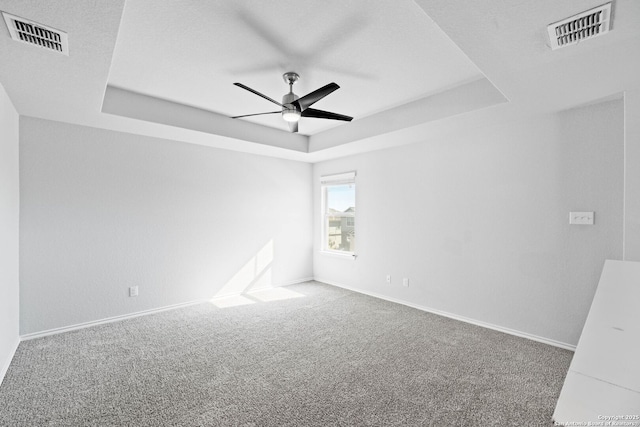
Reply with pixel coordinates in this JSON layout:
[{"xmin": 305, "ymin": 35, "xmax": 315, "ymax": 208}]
[
  {"xmin": 0, "ymin": 82, "xmax": 20, "ymax": 383},
  {"xmin": 624, "ymin": 90, "xmax": 640, "ymax": 261},
  {"xmin": 314, "ymin": 99, "xmax": 624, "ymax": 347},
  {"xmin": 19, "ymin": 117, "xmax": 313, "ymax": 335}
]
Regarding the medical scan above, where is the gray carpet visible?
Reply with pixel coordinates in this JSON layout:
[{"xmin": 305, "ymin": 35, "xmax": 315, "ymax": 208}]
[{"xmin": 0, "ymin": 281, "xmax": 572, "ymax": 426}]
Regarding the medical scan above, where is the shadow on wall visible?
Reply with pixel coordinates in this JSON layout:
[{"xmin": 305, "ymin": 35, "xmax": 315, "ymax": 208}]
[{"xmin": 209, "ymin": 239, "xmax": 304, "ymax": 308}]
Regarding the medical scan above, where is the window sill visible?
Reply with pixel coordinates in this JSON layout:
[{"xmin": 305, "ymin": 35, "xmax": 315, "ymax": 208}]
[{"xmin": 319, "ymin": 250, "xmax": 357, "ymax": 260}]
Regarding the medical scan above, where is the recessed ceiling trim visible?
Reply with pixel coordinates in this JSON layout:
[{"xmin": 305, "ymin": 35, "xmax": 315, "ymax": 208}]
[
  {"xmin": 2, "ymin": 11, "xmax": 69, "ymax": 55},
  {"xmin": 101, "ymin": 85, "xmax": 309, "ymax": 153},
  {"xmin": 308, "ymin": 78, "xmax": 507, "ymax": 153},
  {"xmin": 547, "ymin": 3, "xmax": 612, "ymax": 50}
]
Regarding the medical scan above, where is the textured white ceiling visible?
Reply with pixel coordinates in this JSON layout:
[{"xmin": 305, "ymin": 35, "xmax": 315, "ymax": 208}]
[
  {"xmin": 0, "ymin": 0, "xmax": 638, "ymax": 162},
  {"xmin": 107, "ymin": 0, "xmax": 482, "ymax": 135},
  {"xmin": 0, "ymin": 0, "xmax": 123, "ymax": 118},
  {"xmin": 414, "ymin": 0, "xmax": 640, "ymax": 112}
]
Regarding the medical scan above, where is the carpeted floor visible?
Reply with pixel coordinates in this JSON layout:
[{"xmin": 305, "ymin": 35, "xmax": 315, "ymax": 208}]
[{"xmin": 0, "ymin": 281, "xmax": 572, "ymax": 426}]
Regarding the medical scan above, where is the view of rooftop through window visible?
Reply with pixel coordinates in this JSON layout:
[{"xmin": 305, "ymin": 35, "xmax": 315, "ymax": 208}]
[{"xmin": 325, "ymin": 184, "xmax": 355, "ymax": 253}]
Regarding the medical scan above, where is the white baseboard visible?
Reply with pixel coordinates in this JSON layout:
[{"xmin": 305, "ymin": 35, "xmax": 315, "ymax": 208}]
[
  {"xmin": 0, "ymin": 337, "xmax": 20, "ymax": 386},
  {"xmin": 279, "ymin": 277, "xmax": 315, "ymax": 287},
  {"xmin": 211, "ymin": 277, "xmax": 316, "ymax": 299},
  {"xmin": 315, "ymin": 277, "xmax": 576, "ymax": 352},
  {"xmin": 20, "ymin": 277, "xmax": 315, "ymax": 341},
  {"xmin": 20, "ymin": 299, "xmax": 207, "ymax": 341}
]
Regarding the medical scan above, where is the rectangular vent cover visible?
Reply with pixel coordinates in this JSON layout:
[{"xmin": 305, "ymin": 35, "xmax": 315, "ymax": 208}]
[
  {"xmin": 2, "ymin": 11, "xmax": 68, "ymax": 55},
  {"xmin": 548, "ymin": 3, "xmax": 611, "ymax": 50}
]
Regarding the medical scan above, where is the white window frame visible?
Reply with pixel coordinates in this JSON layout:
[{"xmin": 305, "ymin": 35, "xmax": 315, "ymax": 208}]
[{"xmin": 320, "ymin": 171, "xmax": 356, "ymax": 257}]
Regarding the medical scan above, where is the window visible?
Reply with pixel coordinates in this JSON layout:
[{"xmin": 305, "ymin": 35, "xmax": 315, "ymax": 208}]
[{"xmin": 321, "ymin": 172, "xmax": 356, "ymax": 255}]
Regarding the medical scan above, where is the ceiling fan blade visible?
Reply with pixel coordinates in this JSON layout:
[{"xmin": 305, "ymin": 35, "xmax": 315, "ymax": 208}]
[
  {"xmin": 293, "ymin": 83, "xmax": 340, "ymax": 111},
  {"xmin": 288, "ymin": 121, "xmax": 298, "ymax": 133},
  {"xmin": 301, "ymin": 108, "xmax": 353, "ymax": 122},
  {"xmin": 233, "ymin": 83, "xmax": 283, "ymax": 107},
  {"xmin": 231, "ymin": 111, "xmax": 281, "ymax": 119}
]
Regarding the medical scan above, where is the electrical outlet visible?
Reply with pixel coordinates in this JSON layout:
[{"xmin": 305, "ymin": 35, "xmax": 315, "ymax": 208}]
[
  {"xmin": 569, "ymin": 212, "xmax": 594, "ymax": 225},
  {"xmin": 129, "ymin": 286, "xmax": 139, "ymax": 297},
  {"xmin": 386, "ymin": 275, "xmax": 391, "ymax": 284},
  {"xmin": 402, "ymin": 278, "xmax": 409, "ymax": 287}
]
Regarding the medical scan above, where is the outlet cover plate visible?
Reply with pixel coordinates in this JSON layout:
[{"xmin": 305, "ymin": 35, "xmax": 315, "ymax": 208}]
[{"xmin": 570, "ymin": 212, "xmax": 594, "ymax": 225}]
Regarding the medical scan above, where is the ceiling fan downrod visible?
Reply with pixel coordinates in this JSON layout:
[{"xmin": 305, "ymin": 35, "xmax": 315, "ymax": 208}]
[
  {"xmin": 282, "ymin": 71, "xmax": 300, "ymax": 91},
  {"xmin": 281, "ymin": 72, "xmax": 300, "ymax": 123}
]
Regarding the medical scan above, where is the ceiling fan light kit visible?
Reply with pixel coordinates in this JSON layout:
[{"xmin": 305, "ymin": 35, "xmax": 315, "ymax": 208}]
[
  {"xmin": 281, "ymin": 109, "xmax": 301, "ymax": 122},
  {"xmin": 231, "ymin": 71, "xmax": 353, "ymax": 133}
]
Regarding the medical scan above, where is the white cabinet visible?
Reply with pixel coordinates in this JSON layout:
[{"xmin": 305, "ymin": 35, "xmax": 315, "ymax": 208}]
[{"xmin": 553, "ymin": 260, "xmax": 640, "ymax": 423}]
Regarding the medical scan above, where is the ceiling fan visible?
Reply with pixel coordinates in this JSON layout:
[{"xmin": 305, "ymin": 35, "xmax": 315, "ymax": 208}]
[{"xmin": 231, "ymin": 72, "xmax": 353, "ymax": 133}]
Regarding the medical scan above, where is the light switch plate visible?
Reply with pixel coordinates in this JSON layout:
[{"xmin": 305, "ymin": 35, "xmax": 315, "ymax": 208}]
[{"xmin": 570, "ymin": 212, "xmax": 594, "ymax": 225}]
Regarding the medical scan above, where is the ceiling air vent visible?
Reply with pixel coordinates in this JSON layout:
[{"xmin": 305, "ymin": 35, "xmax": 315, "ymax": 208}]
[
  {"xmin": 2, "ymin": 11, "xmax": 68, "ymax": 55},
  {"xmin": 547, "ymin": 2, "xmax": 612, "ymax": 50}
]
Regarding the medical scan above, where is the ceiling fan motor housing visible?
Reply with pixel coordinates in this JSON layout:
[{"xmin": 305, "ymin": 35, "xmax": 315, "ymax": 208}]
[{"xmin": 282, "ymin": 90, "xmax": 300, "ymax": 122}]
